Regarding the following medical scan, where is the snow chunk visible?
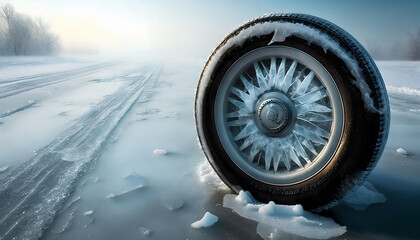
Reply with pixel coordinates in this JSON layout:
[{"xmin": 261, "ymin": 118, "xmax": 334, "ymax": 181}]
[
  {"xmin": 223, "ymin": 191, "xmax": 346, "ymax": 239},
  {"xmin": 139, "ymin": 226, "xmax": 152, "ymax": 236},
  {"xmin": 92, "ymin": 177, "xmax": 101, "ymax": 183},
  {"xmin": 197, "ymin": 160, "xmax": 229, "ymax": 191},
  {"xmin": 396, "ymin": 148, "xmax": 408, "ymax": 155},
  {"xmin": 83, "ymin": 210, "xmax": 94, "ymax": 216},
  {"xmin": 343, "ymin": 181, "xmax": 386, "ymax": 211},
  {"xmin": 106, "ymin": 193, "xmax": 116, "ymax": 199},
  {"xmin": 153, "ymin": 149, "xmax": 168, "ymax": 155},
  {"xmin": 259, "ymin": 201, "xmax": 304, "ymax": 216},
  {"xmin": 236, "ymin": 190, "xmax": 255, "ymax": 205},
  {"xmin": 191, "ymin": 212, "xmax": 219, "ymax": 228},
  {"xmin": 0, "ymin": 165, "xmax": 10, "ymax": 173}
]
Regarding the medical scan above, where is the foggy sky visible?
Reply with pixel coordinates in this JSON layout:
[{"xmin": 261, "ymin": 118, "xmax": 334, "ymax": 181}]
[{"xmin": 4, "ymin": 0, "xmax": 420, "ymax": 58}]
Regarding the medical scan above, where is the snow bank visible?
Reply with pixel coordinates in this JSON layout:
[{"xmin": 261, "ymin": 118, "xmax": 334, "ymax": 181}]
[
  {"xmin": 191, "ymin": 212, "xmax": 219, "ymax": 228},
  {"xmin": 197, "ymin": 160, "xmax": 229, "ymax": 191},
  {"xmin": 342, "ymin": 181, "xmax": 386, "ymax": 211},
  {"xmin": 387, "ymin": 86, "xmax": 420, "ymax": 96},
  {"xmin": 223, "ymin": 191, "xmax": 346, "ymax": 239}
]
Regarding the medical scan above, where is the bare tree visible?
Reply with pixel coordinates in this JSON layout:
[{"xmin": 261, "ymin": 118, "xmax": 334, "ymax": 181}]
[
  {"xmin": 10, "ymin": 14, "xmax": 32, "ymax": 55},
  {"xmin": 1, "ymin": 3, "xmax": 15, "ymax": 54},
  {"xmin": 0, "ymin": 3, "xmax": 59, "ymax": 55},
  {"xmin": 34, "ymin": 18, "xmax": 59, "ymax": 54},
  {"xmin": 365, "ymin": 39, "xmax": 388, "ymax": 60},
  {"xmin": 0, "ymin": 24, "xmax": 5, "ymax": 54},
  {"xmin": 1, "ymin": 4, "xmax": 14, "ymax": 28},
  {"xmin": 408, "ymin": 27, "xmax": 420, "ymax": 60}
]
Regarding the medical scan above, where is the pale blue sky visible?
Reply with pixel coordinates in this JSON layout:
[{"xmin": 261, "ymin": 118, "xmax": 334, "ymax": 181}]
[{"xmin": 4, "ymin": 0, "xmax": 420, "ymax": 57}]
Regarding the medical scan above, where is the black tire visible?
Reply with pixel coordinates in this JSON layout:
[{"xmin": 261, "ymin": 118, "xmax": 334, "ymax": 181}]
[{"xmin": 195, "ymin": 14, "xmax": 390, "ymax": 210}]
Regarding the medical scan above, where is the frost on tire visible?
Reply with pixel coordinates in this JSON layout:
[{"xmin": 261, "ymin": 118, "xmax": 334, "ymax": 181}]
[{"xmin": 195, "ymin": 14, "xmax": 390, "ymax": 210}]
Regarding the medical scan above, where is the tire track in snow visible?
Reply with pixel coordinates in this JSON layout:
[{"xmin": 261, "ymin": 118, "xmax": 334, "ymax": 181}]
[
  {"xmin": 0, "ymin": 100, "xmax": 37, "ymax": 118},
  {"xmin": 0, "ymin": 62, "xmax": 115, "ymax": 99},
  {"xmin": 0, "ymin": 62, "xmax": 115, "ymax": 86},
  {"xmin": 0, "ymin": 66, "xmax": 158, "ymax": 240},
  {"xmin": 0, "ymin": 66, "xmax": 148, "ymax": 119}
]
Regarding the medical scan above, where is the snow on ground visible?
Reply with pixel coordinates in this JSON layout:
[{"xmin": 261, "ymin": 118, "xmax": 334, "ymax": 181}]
[
  {"xmin": 0, "ymin": 58, "xmax": 419, "ymax": 240},
  {"xmin": 197, "ymin": 159, "xmax": 229, "ymax": 191}
]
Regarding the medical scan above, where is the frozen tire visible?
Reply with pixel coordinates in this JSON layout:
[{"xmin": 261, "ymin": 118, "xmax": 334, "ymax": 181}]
[{"xmin": 195, "ymin": 14, "xmax": 390, "ymax": 210}]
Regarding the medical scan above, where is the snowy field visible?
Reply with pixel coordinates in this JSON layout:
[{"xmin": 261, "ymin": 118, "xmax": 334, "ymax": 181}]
[{"xmin": 0, "ymin": 57, "xmax": 419, "ymax": 240}]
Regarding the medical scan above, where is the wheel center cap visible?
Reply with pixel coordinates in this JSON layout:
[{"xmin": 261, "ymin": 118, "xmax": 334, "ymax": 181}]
[
  {"xmin": 258, "ymin": 99, "xmax": 289, "ymax": 132},
  {"xmin": 254, "ymin": 92, "xmax": 296, "ymax": 137}
]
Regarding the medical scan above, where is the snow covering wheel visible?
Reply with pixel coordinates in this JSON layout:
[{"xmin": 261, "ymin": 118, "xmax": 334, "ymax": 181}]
[{"xmin": 195, "ymin": 14, "xmax": 390, "ymax": 210}]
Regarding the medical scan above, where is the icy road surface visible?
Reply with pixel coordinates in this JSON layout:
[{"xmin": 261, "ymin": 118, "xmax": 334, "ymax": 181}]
[{"xmin": 0, "ymin": 57, "xmax": 419, "ymax": 240}]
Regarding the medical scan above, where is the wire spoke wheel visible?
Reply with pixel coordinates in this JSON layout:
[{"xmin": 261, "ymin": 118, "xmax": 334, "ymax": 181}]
[{"xmin": 195, "ymin": 14, "xmax": 390, "ymax": 210}]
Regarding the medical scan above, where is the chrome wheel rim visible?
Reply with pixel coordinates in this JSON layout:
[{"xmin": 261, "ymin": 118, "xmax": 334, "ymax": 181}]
[{"xmin": 214, "ymin": 46, "xmax": 344, "ymax": 185}]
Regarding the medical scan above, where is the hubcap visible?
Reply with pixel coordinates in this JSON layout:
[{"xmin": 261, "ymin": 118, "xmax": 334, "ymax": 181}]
[
  {"xmin": 214, "ymin": 46, "xmax": 344, "ymax": 185},
  {"xmin": 255, "ymin": 92, "xmax": 296, "ymax": 137},
  {"xmin": 259, "ymin": 99, "xmax": 287, "ymax": 131}
]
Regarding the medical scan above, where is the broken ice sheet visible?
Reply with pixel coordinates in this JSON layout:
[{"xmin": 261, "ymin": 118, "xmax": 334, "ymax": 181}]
[
  {"xmin": 162, "ymin": 198, "xmax": 184, "ymax": 211},
  {"xmin": 106, "ymin": 185, "xmax": 144, "ymax": 199},
  {"xmin": 257, "ymin": 222, "xmax": 308, "ymax": 240},
  {"xmin": 342, "ymin": 181, "xmax": 386, "ymax": 211},
  {"xmin": 106, "ymin": 171, "xmax": 146, "ymax": 198},
  {"xmin": 223, "ymin": 191, "xmax": 346, "ymax": 239},
  {"xmin": 122, "ymin": 171, "xmax": 147, "ymax": 187}
]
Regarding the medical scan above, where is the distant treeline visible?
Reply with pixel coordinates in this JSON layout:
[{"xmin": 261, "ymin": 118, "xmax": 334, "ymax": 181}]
[
  {"xmin": 364, "ymin": 28, "xmax": 420, "ymax": 61},
  {"xmin": 0, "ymin": 4, "xmax": 59, "ymax": 56}
]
